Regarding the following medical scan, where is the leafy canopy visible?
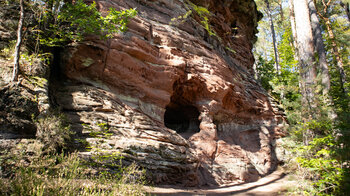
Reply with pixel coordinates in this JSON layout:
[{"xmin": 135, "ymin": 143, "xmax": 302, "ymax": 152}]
[{"xmin": 39, "ymin": 0, "xmax": 137, "ymax": 47}]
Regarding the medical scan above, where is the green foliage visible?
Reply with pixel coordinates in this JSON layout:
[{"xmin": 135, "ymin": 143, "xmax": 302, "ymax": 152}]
[
  {"xmin": 35, "ymin": 112, "xmax": 73, "ymax": 154},
  {"xmin": 27, "ymin": 76, "xmax": 48, "ymax": 88},
  {"xmin": 255, "ymin": 16, "xmax": 350, "ymax": 195},
  {"xmin": 256, "ymin": 26, "xmax": 302, "ymax": 125},
  {"xmin": 170, "ymin": 10, "xmax": 192, "ymax": 24},
  {"xmin": 296, "ymin": 133, "xmax": 347, "ymax": 195},
  {"xmin": 1, "ymin": 41, "xmax": 51, "ymax": 77},
  {"xmin": 278, "ymin": 27, "xmax": 298, "ymax": 70},
  {"xmin": 315, "ymin": 0, "xmax": 350, "ymax": 107},
  {"xmin": 0, "ymin": 40, "xmax": 17, "ymax": 59},
  {"xmin": 256, "ymin": 55, "xmax": 276, "ymax": 92},
  {"xmin": 83, "ymin": 122, "xmax": 113, "ymax": 139},
  {"xmin": 0, "ymin": 151, "xmax": 146, "ymax": 195},
  {"xmin": 282, "ymin": 92, "xmax": 349, "ymax": 195},
  {"xmin": 38, "ymin": 0, "xmax": 137, "ymax": 47},
  {"xmin": 1, "ymin": 115, "xmax": 146, "ymax": 195},
  {"xmin": 20, "ymin": 52, "xmax": 51, "ymax": 77},
  {"xmin": 283, "ymin": 104, "xmax": 350, "ymax": 195},
  {"xmin": 190, "ymin": 3, "xmax": 216, "ymax": 36},
  {"xmin": 171, "ymin": 0, "xmax": 216, "ymax": 36},
  {"xmin": 80, "ymin": 121, "xmax": 146, "ymax": 183},
  {"xmin": 279, "ymin": 115, "xmax": 350, "ymax": 196},
  {"xmin": 254, "ymin": 1, "xmax": 350, "ymax": 194}
]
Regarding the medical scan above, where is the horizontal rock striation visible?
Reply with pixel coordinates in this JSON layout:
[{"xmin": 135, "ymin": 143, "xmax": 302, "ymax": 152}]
[{"xmin": 54, "ymin": 0, "xmax": 286, "ymax": 186}]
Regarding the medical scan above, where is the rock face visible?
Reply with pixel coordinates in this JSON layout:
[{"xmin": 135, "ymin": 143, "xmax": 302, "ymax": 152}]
[{"xmin": 54, "ymin": 0, "xmax": 286, "ymax": 186}]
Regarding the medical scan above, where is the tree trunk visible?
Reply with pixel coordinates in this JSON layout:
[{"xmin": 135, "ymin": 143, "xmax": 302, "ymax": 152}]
[
  {"xmin": 346, "ymin": 2, "xmax": 350, "ymax": 22},
  {"xmin": 324, "ymin": 17, "xmax": 348, "ymax": 95},
  {"xmin": 289, "ymin": 0, "xmax": 299, "ymax": 61},
  {"xmin": 278, "ymin": 0, "xmax": 284, "ymax": 21},
  {"xmin": 253, "ymin": 62, "xmax": 259, "ymax": 80},
  {"xmin": 264, "ymin": 0, "xmax": 280, "ymax": 74},
  {"xmin": 308, "ymin": 0, "xmax": 331, "ymax": 95},
  {"xmin": 314, "ymin": 0, "xmax": 349, "ymax": 96},
  {"xmin": 293, "ymin": 0, "xmax": 318, "ymax": 144},
  {"xmin": 12, "ymin": 0, "xmax": 24, "ymax": 82},
  {"xmin": 308, "ymin": 0, "xmax": 337, "ymax": 119}
]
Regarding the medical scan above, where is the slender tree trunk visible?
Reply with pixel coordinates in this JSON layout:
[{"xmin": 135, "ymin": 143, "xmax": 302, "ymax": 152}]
[
  {"xmin": 289, "ymin": 0, "xmax": 299, "ymax": 61},
  {"xmin": 278, "ymin": 0, "xmax": 284, "ymax": 21},
  {"xmin": 308, "ymin": 0, "xmax": 337, "ymax": 119},
  {"xmin": 289, "ymin": 0, "xmax": 305, "ymax": 123},
  {"xmin": 308, "ymin": 0, "xmax": 331, "ymax": 95},
  {"xmin": 324, "ymin": 17, "xmax": 348, "ymax": 95},
  {"xmin": 314, "ymin": 0, "xmax": 349, "ymax": 96},
  {"xmin": 264, "ymin": 0, "xmax": 280, "ymax": 74},
  {"xmin": 12, "ymin": 0, "xmax": 24, "ymax": 82},
  {"xmin": 253, "ymin": 62, "xmax": 259, "ymax": 80},
  {"xmin": 346, "ymin": 2, "xmax": 350, "ymax": 22},
  {"xmin": 294, "ymin": 0, "xmax": 318, "ymax": 145}
]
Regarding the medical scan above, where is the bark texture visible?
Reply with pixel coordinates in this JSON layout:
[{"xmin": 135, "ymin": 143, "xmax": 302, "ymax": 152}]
[
  {"xmin": 315, "ymin": 0, "xmax": 348, "ymax": 95},
  {"xmin": 278, "ymin": 0, "xmax": 284, "ymax": 21},
  {"xmin": 12, "ymin": 0, "xmax": 24, "ymax": 82},
  {"xmin": 293, "ymin": 0, "xmax": 317, "ymax": 112},
  {"xmin": 293, "ymin": 0, "xmax": 318, "ymax": 145},
  {"xmin": 288, "ymin": 0, "xmax": 299, "ymax": 61},
  {"xmin": 264, "ymin": 0, "xmax": 280, "ymax": 74},
  {"xmin": 308, "ymin": 0, "xmax": 331, "ymax": 95},
  {"xmin": 324, "ymin": 18, "xmax": 348, "ymax": 95}
]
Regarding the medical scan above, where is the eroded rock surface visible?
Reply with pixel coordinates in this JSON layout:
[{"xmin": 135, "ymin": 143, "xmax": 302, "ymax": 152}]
[{"xmin": 54, "ymin": 0, "xmax": 286, "ymax": 186}]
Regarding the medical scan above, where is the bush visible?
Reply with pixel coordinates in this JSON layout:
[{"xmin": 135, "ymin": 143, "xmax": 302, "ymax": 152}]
[
  {"xmin": 284, "ymin": 119, "xmax": 350, "ymax": 196},
  {"xmin": 0, "ymin": 114, "xmax": 147, "ymax": 195},
  {"xmin": 35, "ymin": 112, "xmax": 73, "ymax": 154},
  {"xmin": 38, "ymin": 0, "xmax": 137, "ymax": 47},
  {"xmin": 0, "ymin": 151, "xmax": 146, "ymax": 196},
  {"xmin": 296, "ymin": 135, "xmax": 342, "ymax": 195}
]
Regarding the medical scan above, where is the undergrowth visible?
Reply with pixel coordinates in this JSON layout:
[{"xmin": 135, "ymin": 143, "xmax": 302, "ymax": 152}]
[
  {"xmin": 0, "ymin": 112, "xmax": 146, "ymax": 195},
  {"xmin": 278, "ymin": 109, "xmax": 350, "ymax": 195},
  {"xmin": 0, "ymin": 151, "xmax": 146, "ymax": 196}
]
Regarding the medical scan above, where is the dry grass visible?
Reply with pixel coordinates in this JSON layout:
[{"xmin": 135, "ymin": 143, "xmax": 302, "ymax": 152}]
[{"xmin": 0, "ymin": 149, "xmax": 146, "ymax": 196}]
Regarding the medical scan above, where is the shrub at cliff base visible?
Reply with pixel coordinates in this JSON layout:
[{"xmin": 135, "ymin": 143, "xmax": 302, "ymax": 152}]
[{"xmin": 0, "ymin": 147, "xmax": 146, "ymax": 195}]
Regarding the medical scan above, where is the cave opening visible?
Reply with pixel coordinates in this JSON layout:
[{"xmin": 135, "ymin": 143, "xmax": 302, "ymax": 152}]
[{"xmin": 164, "ymin": 103, "xmax": 200, "ymax": 139}]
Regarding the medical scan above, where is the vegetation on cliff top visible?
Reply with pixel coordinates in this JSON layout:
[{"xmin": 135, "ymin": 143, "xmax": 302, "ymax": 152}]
[{"xmin": 6, "ymin": 0, "xmax": 136, "ymax": 81}]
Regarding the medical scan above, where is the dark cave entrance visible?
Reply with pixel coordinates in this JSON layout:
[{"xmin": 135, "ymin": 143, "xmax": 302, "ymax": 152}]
[{"xmin": 164, "ymin": 103, "xmax": 200, "ymax": 139}]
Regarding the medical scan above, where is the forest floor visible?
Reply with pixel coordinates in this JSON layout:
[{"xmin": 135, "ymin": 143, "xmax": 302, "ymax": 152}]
[{"xmin": 145, "ymin": 168, "xmax": 297, "ymax": 195}]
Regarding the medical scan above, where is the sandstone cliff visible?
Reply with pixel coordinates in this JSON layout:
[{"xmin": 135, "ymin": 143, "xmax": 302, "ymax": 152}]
[{"xmin": 53, "ymin": 0, "xmax": 286, "ymax": 186}]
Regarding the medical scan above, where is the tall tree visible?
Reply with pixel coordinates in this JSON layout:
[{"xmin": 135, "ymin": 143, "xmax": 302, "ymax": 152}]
[
  {"xmin": 264, "ymin": 0, "xmax": 280, "ymax": 74},
  {"xmin": 289, "ymin": 0, "xmax": 299, "ymax": 61},
  {"xmin": 12, "ymin": 0, "xmax": 24, "ymax": 82},
  {"xmin": 293, "ymin": 0, "xmax": 318, "ymax": 144},
  {"xmin": 308, "ymin": 0, "xmax": 331, "ymax": 96},
  {"xmin": 278, "ymin": 0, "xmax": 284, "ymax": 21},
  {"xmin": 315, "ymin": 0, "xmax": 349, "ymax": 95}
]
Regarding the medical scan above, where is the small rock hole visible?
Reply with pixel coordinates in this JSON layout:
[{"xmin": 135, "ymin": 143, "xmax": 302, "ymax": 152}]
[{"xmin": 164, "ymin": 104, "xmax": 200, "ymax": 139}]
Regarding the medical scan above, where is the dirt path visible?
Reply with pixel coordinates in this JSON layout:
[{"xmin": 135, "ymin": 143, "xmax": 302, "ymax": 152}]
[{"xmin": 145, "ymin": 170, "xmax": 295, "ymax": 195}]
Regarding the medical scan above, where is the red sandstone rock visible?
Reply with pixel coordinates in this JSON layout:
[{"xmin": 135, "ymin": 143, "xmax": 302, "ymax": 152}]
[{"xmin": 55, "ymin": 0, "xmax": 286, "ymax": 186}]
